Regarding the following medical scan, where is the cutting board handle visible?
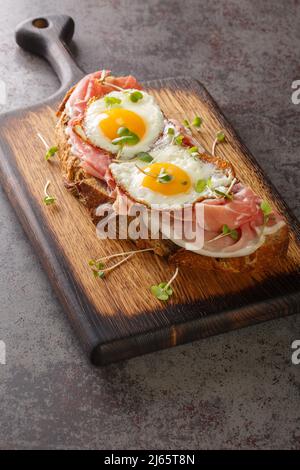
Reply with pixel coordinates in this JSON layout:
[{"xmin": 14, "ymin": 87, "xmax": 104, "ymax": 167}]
[{"xmin": 15, "ymin": 15, "xmax": 84, "ymax": 92}]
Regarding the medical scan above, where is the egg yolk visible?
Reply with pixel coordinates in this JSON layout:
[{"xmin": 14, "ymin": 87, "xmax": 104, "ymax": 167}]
[
  {"xmin": 99, "ymin": 108, "xmax": 146, "ymax": 141},
  {"xmin": 142, "ymin": 162, "xmax": 191, "ymax": 196}
]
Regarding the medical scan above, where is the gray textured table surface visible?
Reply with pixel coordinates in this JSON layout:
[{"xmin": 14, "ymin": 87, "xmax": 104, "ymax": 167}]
[{"xmin": 0, "ymin": 0, "xmax": 299, "ymax": 450}]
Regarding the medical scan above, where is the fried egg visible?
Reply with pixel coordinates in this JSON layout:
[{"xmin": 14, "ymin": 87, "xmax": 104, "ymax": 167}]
[
  {"xmin": 83, "ymin": 89, "xmax": 164, "ymax": 159},
  {"xmin": 110, "ymin": 145, "xmax": 234, "ymax": 209}
]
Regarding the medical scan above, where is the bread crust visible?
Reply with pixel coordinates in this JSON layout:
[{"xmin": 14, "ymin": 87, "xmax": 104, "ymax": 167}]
[
  {"xmin": 56, "ymin": 112, "xmax": 114, "ymax": 219},
  {"xmin": 56, "ymin": 99, "xmax": 289, "ymax": 273}
]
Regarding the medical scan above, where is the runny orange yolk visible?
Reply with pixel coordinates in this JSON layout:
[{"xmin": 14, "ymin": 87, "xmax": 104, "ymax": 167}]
[
  {"xmin": 142, "ymin": 162, "xmax": 191, "ymax": 196},
  {"xmin": 99, "ymin": 108, "xmax": 146, "ymax": 141}
]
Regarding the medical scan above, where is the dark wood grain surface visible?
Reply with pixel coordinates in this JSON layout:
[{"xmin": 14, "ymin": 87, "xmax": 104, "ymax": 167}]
[{"xmin": 0, "ymin": 73, "xmax": 299, "ymax": 365}]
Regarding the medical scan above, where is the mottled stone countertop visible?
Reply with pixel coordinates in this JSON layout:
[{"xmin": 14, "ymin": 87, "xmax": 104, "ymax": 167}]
[{"xmin": 0, "ymin": 0, "xmax": 299, "ymax": 450}]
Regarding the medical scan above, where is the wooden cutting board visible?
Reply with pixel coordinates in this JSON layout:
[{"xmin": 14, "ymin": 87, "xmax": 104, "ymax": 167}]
[{"xmin": 0, "ymin": 15, "xmax": 299, "ymax": 365}]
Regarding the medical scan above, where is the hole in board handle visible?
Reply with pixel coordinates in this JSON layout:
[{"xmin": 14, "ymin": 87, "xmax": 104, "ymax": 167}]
[{"xmin": 32, "ymin": 18, "xmax": 49, "ymax": 29}]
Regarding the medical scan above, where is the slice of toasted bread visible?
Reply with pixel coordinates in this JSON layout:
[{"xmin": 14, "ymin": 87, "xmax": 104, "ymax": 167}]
[
  {"xmin": 56, "ymin": 112, "xmax": 114, "ymax": 219},
  {"xmin": 56, "ymin": 94, "xmax": 289, "ymax": 273}
]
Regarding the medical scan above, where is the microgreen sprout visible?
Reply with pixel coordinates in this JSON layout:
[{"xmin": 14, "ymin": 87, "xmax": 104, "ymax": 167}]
[
  {"xmin": 112, "ymin": 127, "xmax": 140, "ymax": 147},
  {"xmin": 222, "ymin": 224, "xmax": 239, "ymax": 240},
  {"xmin": 104, "ymin": 96, "xmax": 121, "ymax": 106},
  {"xmin": 188, "ymin": 146, "xmax": 198, "ymax": 154},
  {"xmin": 214, "ymin": 189, "xmax": 233, "ymax": 200},
  {"xmin": 158, "ymin": 171, "xmax": 173, "ymax": 184},
  {"xmin": 167, "ymin": 127, "xmax": 175, "ymax": 136},
  {"xmin": 174, "ymin": 134, "xmax": 184, "ymax": 146},
  {"xmin": 136, "ymin": 152, "xmax": 153, "ymax": 163},
  {"xmin": 212, "ymin": 130, "xmax": 226, "ymax": 156},
  {"xmin": 216, "ymin": 130, "xmax": 226, "ymax": 142},
  {"xmin": 45, "ymin": 146, "xmax": 58, "ymax": 161},
  {"xmin": 183, "ymin": 119, "xmax": 190, "ymax": 128},
  {"xmin": 150, "ymin": 267, "xmax": 179, "ymax": 301},
  {"xmin": 195, "ymin": 179, "xmax": 208, "ymax": 193},
  {"xmin": 129, "ymin": 91, "xmax": 143, "ymax": 102},
  {"xmin": 195, "ymin": 177, "xmax": 213, "ymax": 194},
  {"xmin": 192, "ymin": 116, "xmax": 203, "ymax": 128},
  {"xmin": 207, "ymin": 224, "xmax": 239, "ymax": 244},
  {"xmin": 260, "ymin": 200, "xmax": 272, "ymax": 224},
  {"xmin": 89, "ymin": 248, "xmax": 154, "ymax": 278},
  {"xmin": 43, "ymin": 180, "xmax": 56, "ymax": 206},
  {"xmin": 37, "ymin": 133, "xmax": 58, "ymax": 161}
]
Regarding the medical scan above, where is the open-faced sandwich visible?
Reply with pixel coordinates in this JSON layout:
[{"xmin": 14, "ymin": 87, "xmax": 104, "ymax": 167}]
[{"xmin": 55, "ymin": 70, "xmax": 288, "ymax": 274}]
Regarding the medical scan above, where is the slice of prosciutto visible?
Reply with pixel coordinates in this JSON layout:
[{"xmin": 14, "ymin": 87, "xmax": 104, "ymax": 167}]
[
  {"xmin": 64, "ymin": 70, "xmax": 142, "ymax": 185},
  {"xmin": 111, "ymin": 183, "xmax": 285, "ymax": 258}
]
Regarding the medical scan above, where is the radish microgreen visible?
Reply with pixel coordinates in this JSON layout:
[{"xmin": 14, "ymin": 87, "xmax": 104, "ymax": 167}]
[
  {"xmin": 104, "ymin": 96, "xmax": 121, "ymax": 107},
  {"xmin": 215, "ymin": 189, "xmax": 233, "ymax": 200},
  {"xmin": 129, "ymin": 91, "xmax": 143, "ymax": 102},
  {"xmin": 43, "ymin": 180, "xmax": 56, "ymax": 206},
  {"xmin": 207, "ymin": 224, "xmax": 239, "ymax": 244},
  {"xmin": 112, "ymin": 127, "xmax": 140, "ymax": 146},
  {"xmin": 222, "ymin": 224, "xmax": 239, "ymax": 240},
  {"xmin": 260, "ymin": 200, "xmax": 272, "ymax": 224},
  {"xmin": 89, "ymin": 248, "xmax": 154, "ymax": 278},
  {"xmin": 212, "ymin": 130, "xmax": 226, "ymax": 156},
  {"xmin": 192, "ymin": 116, "xmax": 202, "ymax": 128},
  {"xmin": 150, "ymin": 267, "xmax": 179, "ymax": 301},
  {"xmin": 136, "ymin": 152, "xmax": 153, "ymax": 163},
  {"xmin": 195, "ymin": 179, "xmax": 207, "ymax": 193},
  {"xmin": 174, "ymin": 134, "xmax": 184, "ymax": 146},
  {"xmin": 45, "ymin": 146, "xmax": 58, "ymax": 161}
]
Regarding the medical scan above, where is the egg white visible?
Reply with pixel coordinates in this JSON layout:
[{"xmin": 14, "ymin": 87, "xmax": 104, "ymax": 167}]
[
  {"xmin": 110, "ymin": 145, "xmax": 234, "ymax": 209},
  {"xmin": 83, "ymin": 89, "xmax": 164, "ymax": 159}
]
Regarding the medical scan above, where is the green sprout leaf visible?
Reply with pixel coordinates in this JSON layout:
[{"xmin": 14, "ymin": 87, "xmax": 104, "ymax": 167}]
[
  {"xmin": 150, "ymin": 285, "xmax": 169, "ymax": 301},
  {"xmin": 260, "ymin": 200, "xmax": 273, "ymax": 225},
  {"xmin": 167, "ymin": 127, "xmax": 175, "ymax": 136},
  {"xmin": 129, "ymin": 91, "xmax": 143, "ymax": 102},
  {"xmin": 183, "ymin": 119, "xmax": 190, "ymax": 128},
  {"xmin": 95, "ymin": 262, "xmax": 105, "ymax": 270},
  {"xmin": 216, "ymin": 130, "xmax": 226, "ymax": 142},
  {"xmin": 188, "ymin": 146, "xmax": 198, "ymax": 154},
  {"xmin": 158, "ymin": 173, "xmax": 173, "ymax": 184},
  {"xmin": 92, "ymin": 269, "xmax": 105, "ymax": 279},
  {"xmin": 222, "ymin": 224, "xmax": 238, "ymax": 241},
  {"xmin": 112, "ymin": 127, "xmax": 140, "ymax": 146},
  {"xmin": 192, "ymin": 116, "xmax": 203, "ymax": 128},
  {"xmin": 45, "ymin": 146, "xmax": 58, "ymax": 161},
  {"xmin": 174, "ymin": 135, "xmax": 184, "ymax": 146},
  {"xmin": 206, "ymin": 176, "xmax": 213, "ymax": 188},
  {"xmin": 195, "ymin": 179, "xmax": 208, "ymax": 193},
  {"xmin": 215, "ymin": 189, "xmax": 233, "ymax": 200},
  {"xmin": 104, "ymin": 96, "xmax": 121, "ymax": 106},
  {"xmin": 91, "ymin": 260, "xmax": 106, "ymax": 279},
  {"xmin": 222, "ymin": 224, "xmax": 230, "ymax": 235},
  {"xmin": 260, "ymin": 200, "xmax": 272, "ymax": 216},
  {"xmin": 117, "ymin": 127, "xmax": 131, "ymax": 136},
  {"xmin": 158, "ymin": 282, "xmax": 173, "ymax": 296},
  {"xmin": 150, "ymin": 267, "xmax": 178, "ymax": 302},
  {"xmin": 136, "ymin": 152, "xmax": 153, "ymax": 163},
  {"xmin": 43, "ymin": 195, "xmax": 56, "ymax": 205}
]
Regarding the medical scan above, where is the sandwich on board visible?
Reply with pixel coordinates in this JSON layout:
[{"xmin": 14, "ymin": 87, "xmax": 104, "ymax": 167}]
[{"xmin": 55, "ymin": 70, "xmax": 288, "ymax": 277}]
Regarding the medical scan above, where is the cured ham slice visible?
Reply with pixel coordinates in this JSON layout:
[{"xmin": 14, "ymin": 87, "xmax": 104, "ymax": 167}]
[
  {"xmin": 111, "ymin": 184, "xmax": 284, "ymax": 257},
  {"xmin": 65, "ymin": 70, "xmax": 143, "ymax": 181}
]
